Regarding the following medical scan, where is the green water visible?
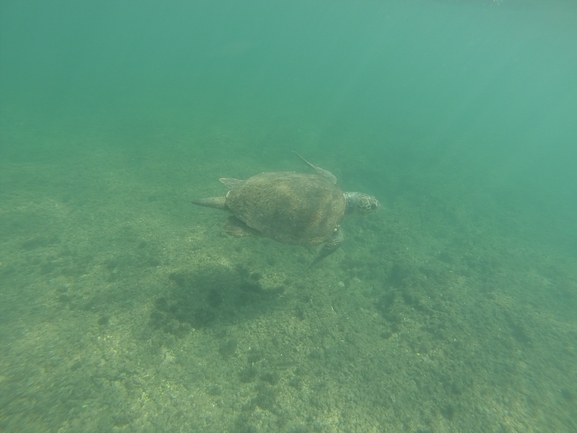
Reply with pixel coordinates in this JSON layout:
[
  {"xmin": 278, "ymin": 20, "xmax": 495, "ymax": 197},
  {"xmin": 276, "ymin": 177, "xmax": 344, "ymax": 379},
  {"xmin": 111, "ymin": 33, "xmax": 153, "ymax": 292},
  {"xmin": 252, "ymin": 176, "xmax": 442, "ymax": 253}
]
[{"xmin": 1, "ymin": 1, "xmax": 576, "ymax": 432}]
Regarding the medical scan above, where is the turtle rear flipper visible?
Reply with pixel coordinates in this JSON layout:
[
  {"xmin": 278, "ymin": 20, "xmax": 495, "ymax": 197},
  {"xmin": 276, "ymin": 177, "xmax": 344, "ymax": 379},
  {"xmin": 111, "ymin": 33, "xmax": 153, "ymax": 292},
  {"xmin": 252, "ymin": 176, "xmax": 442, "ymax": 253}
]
[
  {"xmin": 191, "ymin": 197, "xmax": 227, "ymax": 209},
  {"xmin": 220, "ymin": 178, "xmax": 245, "ymax": 189},
  {"xmin": 223, "ymin": 216, "xmax": 262, "ymax": 238},
  {"xmin": 308, "ymin": 227, "xmax": 344, "ymax": 268}
]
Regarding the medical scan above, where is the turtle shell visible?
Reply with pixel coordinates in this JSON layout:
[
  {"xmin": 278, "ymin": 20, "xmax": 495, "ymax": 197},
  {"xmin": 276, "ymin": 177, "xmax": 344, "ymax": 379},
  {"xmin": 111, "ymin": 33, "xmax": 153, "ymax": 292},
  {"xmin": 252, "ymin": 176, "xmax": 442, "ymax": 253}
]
[{"xmin": 225, "ymin": 172, "xmax": 346, "ymax": 245}]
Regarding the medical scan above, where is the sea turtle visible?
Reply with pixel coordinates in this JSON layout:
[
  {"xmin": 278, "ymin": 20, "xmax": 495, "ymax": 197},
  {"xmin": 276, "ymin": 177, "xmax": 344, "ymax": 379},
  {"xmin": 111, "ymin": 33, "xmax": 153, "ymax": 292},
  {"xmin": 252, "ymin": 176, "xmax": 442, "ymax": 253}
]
[{"xmin": 191, "ymin": 152, "xmax": 379, "ymax": 267}]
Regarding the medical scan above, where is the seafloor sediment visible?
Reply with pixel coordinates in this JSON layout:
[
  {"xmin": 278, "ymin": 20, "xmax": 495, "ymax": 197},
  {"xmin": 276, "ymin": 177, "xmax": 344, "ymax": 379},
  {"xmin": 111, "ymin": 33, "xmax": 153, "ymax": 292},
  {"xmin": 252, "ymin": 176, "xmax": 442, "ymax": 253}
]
[{"xmin": 1, "ymin": 129, "xmax": 575, "ymax": 433}]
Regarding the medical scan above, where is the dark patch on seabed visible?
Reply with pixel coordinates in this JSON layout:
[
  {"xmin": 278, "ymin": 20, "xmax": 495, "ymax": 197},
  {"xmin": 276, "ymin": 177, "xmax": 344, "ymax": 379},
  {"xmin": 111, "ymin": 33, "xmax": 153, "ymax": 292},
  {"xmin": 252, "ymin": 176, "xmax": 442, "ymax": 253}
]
[{"xmin": 150, "ymin": 264, "xmax": 284, "ymax": 335}]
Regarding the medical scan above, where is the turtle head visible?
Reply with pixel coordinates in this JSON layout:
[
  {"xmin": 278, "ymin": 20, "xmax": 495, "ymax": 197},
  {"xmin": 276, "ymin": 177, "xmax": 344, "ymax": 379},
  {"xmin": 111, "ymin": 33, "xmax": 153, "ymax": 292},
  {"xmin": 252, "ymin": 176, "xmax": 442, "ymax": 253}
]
[{"xmin": 344, "ymin": 192, "xmax": 380, "ymax": 215}]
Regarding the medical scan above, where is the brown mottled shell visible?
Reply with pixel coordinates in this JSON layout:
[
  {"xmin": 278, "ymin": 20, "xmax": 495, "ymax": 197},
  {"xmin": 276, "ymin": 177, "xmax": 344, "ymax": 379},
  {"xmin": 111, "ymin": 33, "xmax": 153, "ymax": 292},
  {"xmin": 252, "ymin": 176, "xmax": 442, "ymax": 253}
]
[{"xmin": 225, "ymin": 172, "xmax": 346, "ymax": 245}]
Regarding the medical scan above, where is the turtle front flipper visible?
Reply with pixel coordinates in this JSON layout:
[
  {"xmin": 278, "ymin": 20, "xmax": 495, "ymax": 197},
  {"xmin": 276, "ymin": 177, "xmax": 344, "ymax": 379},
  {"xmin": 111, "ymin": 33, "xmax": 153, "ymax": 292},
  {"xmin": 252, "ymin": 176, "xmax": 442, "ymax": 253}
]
[
  {"xmin": 292, "ymin": 151, "xmax": 337, "ymax": 184},
  {"xmin": 308, "ymin": 227, "xmax": 344, "ymax": 268}
]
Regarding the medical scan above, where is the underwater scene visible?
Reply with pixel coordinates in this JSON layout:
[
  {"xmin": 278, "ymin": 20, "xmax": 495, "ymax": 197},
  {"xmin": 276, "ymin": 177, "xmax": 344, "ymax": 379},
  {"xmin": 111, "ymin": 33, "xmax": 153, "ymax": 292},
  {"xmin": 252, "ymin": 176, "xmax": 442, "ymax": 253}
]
[{"xmin": 1, "ymin": 1, "xmax": 576, "ymax": 432}]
